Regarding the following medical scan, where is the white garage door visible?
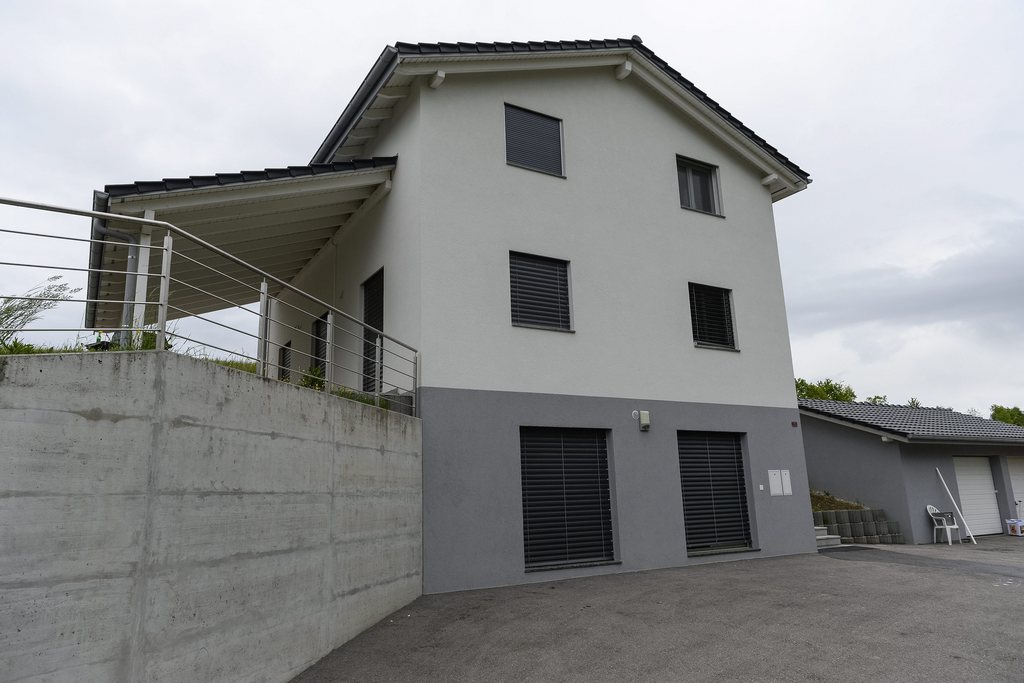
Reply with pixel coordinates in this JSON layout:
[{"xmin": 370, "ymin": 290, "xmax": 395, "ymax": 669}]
[
  {"xmin": 1009, "ymin": 457, "xmax": 1024, "ymax": 517},
  {"xmin": 953, "ymin": 457, "xmax": 1003, "ymax": 535}
]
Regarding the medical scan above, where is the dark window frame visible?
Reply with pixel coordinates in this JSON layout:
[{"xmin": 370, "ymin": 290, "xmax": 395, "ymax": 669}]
[
  {"xmin": 677, "ymin": 155, "xmax": 721, "ymax": 216},
  {"xmin": 361, "ymin": 268, "xmax": 385, "ymax": 393},
  {"xmin": 688, "ymin": 282, "xmax": 737, "ymax": 350},
  {"xmin": 310, "ymin": 312, "xmax": 328, "ymax": 375},
  {"xmin": 520, "ymin": 426, "xmax": 616, "ymax": 571},
  {"xmin": 278, "ymin": 341, "xmax": 292, "ymax": 383},
  {"xmin": 509, "ymin": 251, "xmax": 573, "ymax": 332},
  {"xmin": 505, "ymin": 103, "xmax": 565, "ymax": 178}
]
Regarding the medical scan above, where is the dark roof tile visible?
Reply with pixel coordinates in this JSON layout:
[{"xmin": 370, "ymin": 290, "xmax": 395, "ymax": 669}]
[
  {"xmin": 799, "ymin": 399, "xmax": 1024, "ymax": 443},
  {"xmin": 104, "ymin": 157, "xmax": 398, "ymax": 198}
]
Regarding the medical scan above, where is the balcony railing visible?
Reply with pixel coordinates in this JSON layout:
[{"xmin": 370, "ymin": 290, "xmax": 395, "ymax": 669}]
[{"xmin": 0, "ymin": 196, "xmax": 418, "ymax": 414}]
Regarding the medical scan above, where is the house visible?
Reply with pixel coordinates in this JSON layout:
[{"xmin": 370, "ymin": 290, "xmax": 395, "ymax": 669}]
[
  {"xmin": 86, "ymin": 37, "xmax": 814, "ymax": 593},
  {"xmin": 800, "ymin": 399, "xmax": 1024, "ymax": 543}
]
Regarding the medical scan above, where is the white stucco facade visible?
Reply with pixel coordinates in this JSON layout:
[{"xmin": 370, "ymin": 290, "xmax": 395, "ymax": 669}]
[{"xmin": 286, "ymin": 63, "xmax": 800, "ymax": 409}]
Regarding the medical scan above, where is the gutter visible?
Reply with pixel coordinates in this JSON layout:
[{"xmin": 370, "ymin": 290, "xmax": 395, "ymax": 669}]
[
  {"xmin": 310, "ymin": 45, "xmax": 400, "ymax": 164},
  {"xmin": 86, "ymin": 190, "xmax": 140, "ymax": 341}
]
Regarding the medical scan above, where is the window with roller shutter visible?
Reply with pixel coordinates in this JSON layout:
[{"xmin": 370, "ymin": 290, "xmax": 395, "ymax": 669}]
[
  {"xmin": 678, "ymin": 431, "xmax": 752, "ymax": 554},
  {"xmin": 509, "ymin": 251, "xmax": 571, "ymax": 331},
  {"xmin": 688, "ymin": 282, "xmax": 736, "ymax": 349},
  {"xmin": 520, "ymin": 427, "xmax": 614, "ymax": 570},
  {"xmin": 505, "ymin": 104, "xmax": 564, "ymax": 177}
]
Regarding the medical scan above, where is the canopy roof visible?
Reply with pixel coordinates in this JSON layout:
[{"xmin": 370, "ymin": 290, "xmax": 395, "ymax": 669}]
[{"xmin": 86, "ymin": 158, "xmax": 395, "ymax": 329}]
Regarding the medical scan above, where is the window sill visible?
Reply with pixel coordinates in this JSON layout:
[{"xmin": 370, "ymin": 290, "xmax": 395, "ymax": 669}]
[
  {"xmin": 681, "ymin": 205, "xmax": 725, "ymax": 218},
  {"xmin": 525, "ymin": 559, "xmax": 621, "ymax": 573},
  {"xmin": 507, "ymin": 161, "xmax": 567, "ymax": 179},
  {"xmin": 687, "ymin": 546, "xmax": 759, "ymax": 558},
  {"xmin": 693, "ymin": 342, "xmax": 739, "ymax": 352},
  {"xmin": 513, "ymin": 323, "xmax": 575, "ymax": 333}
]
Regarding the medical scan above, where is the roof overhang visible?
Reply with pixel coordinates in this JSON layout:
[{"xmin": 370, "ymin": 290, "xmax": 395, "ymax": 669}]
[
  {"xmin": 313, "ymin": 40, "xmax": 810, "ymax": 201},
  {"xmin": 799, "ymin": 409, "xmax": 1024, "ymax": 447},
  {"xmin": 86, "ymin": 160, "xmax": 395, "ymax": 329}
]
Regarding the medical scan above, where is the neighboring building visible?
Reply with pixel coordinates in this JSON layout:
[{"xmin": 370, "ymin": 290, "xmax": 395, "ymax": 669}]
[
  {"xmin": 800, "ymin": 399, "xmax": 1024, "ymax": 543},
  {"xmin": 88, "ymin": 37, "xmax": 815, "ymax": 593}
]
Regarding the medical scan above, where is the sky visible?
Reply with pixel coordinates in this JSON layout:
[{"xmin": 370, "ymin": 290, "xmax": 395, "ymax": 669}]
[{"xmin": 1, "ymin": 0, "xmax": 1022, "ymax": 413}]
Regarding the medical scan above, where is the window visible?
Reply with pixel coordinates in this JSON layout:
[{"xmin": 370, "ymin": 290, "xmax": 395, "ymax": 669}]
[
  {"xmin": 278, "ymin": 341, "xmax": 292, "ymax": 383},
  {"xmin": 509, "ymin": 251, "xmax": 571, "ymax": 331},
  {"xmin": 505, "ymin": 104, "xmax": 563, "ymax": 176},
  {"xmin": 688, "ymin": 282, "xmax": 735, "ymax": 349},
  {"xmin": 678, "ymin": 431, "xmax": 752, "ymax": 555},
  {"xmin": 361, "ymin": 269, "xmax": 384, "ymax": 393},
  {"xmin": 677, "ymin": 156, "xmax": 719, "ymax": 214},
  {"xmin": 520, "ymin": 427, "xmax": 614, "ymax": 570},
  {"xmin": 311, "ymin": 312, "xmax": 328, "ymax": 375}
]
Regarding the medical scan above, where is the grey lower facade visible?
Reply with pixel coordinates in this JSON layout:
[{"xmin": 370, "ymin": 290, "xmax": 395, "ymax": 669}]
[
  {"xmin": 419, "ymin": 386, "xmax": 816, "ymax": 594},
  {"xmin": 801, "ymin": 416, "xmax": 1024, "ymax": 544}
]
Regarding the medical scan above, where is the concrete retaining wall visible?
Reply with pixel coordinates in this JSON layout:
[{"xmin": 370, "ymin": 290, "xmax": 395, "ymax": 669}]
[{"xmin": 0, "ymin": 352, "xmax": 421, "ymax": 682}]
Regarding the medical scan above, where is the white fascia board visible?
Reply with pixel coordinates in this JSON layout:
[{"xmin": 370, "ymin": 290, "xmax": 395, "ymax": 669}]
[
  {"xmin": 799, "ymin": 410, "xmax": 910, "ymax": 443},
  {"xmin": 627, "ymin": 57, "xmax": 807, "ymax": 199},
  {"xmin": 393, "ymin": 50, "xmax": 632, "ymax": 76},
  {"xmin": 108, "ymin": 168, "xmax": 394, "ymax": 215}
]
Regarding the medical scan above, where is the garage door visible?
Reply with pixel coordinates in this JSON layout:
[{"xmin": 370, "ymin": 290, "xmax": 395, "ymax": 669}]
[
  {"xmin": 953, "ymin": 457, "xmax": 1003, "ymax": 535},
  {"xmin": 1009, "ymin": 457, "xmax": 1024, "ymax": 517}
]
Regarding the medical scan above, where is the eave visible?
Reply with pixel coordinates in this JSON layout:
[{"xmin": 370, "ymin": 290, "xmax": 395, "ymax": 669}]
[{"xmin": 311, "ymin": 39, "xmax": 811, "ymax": 201}]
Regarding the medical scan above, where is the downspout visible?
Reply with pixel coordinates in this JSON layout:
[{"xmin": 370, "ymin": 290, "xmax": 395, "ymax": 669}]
[{"xmin": 88, "ymin": 190, "xmax": 140, "ymax": 345}]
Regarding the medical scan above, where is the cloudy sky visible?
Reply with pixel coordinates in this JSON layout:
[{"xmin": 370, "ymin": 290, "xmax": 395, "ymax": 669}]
[{"xmin": 1, "ymin": 0, "xmax": 1021, "ymax": 413}]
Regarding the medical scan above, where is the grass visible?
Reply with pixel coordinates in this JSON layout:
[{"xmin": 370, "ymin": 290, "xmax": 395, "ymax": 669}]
[
  {"xmin": 810, "ymin": 490, "xmax": 865, "ymax": 512},
  {"xmin": 211, "ymin": 359, "xmax": 258, "ymax": 374},
  {"xmin": 0, "ymin": 339, "xmax": 83, "ymax": 355}
]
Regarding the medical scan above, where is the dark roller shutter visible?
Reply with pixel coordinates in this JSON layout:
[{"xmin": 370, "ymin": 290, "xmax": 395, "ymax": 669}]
[
  {"xmin": 362, "ymin": 269, "xmax": 384, "ymax": 393},
  {"xmin": 689, "ymin": 283, "xmax": 735, "ymax": 348},
  {"xmin": 510, "ymin": 252, "xmax": 570, "ymax": 330},
  {"xmin": 505, "ymin": 104, "xmax": 563, "ymax": 176},
  {"xmin": 520, "ymin": 427, "xmax": 614, "ymax": 569},
  {"xmin": 278, "ymin": 341, "xmax": 292, "ymax": 383},
  {"xmin": 678, "ymin": 431, "xmax": 751, "ymax": 554},
  {"xmin": 311, "ymin": 313, "xmax": 328, "ymax": 374}
]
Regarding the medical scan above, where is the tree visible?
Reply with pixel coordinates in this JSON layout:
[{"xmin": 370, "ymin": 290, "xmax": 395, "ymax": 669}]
[
  {"xmin": 907, "ymin": 397, "xmax": 921, "ymax": 408},
  {"xmin": 795, "ymin": 378, "xmax": 856, "ymax": 402},
  {"xmin": 0, "ymin": 276, "xmax": 81, "ymax": 348},
  {"xmin": 864, "ymin": 395, "xmax": 888, "ymax": 405},
  {"xmin": 991, "ymin": 405, "xmax": 1024, "ymax": 428}
]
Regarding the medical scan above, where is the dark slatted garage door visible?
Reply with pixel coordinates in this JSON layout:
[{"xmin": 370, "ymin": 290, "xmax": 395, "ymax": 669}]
[
  {"xmin": 520, "ymin": 427, "xmax": 614, "ymax": 569},
  {"xmin": 678, "ymin": 431, "xmax": 752, "ymax": 554}
]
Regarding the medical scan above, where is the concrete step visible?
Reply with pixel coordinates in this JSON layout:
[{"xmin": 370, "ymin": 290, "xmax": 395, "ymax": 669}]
[
  {"xmin": 816, "ymin": 534, "xmax": 842, "ymax": 549},
  {"xmin": 814, "ymin": 525, "xmax": 829, "ymax": 538}
]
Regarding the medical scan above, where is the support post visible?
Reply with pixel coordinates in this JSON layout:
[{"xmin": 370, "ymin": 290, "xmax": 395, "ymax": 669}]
[
  {"xmin": 412, "ymin": 351, "xmax": 419, "ymax": 417},
  {"xmin": 257, "ymin": 279, "xmax": 269, "ymax": 379},
  {"xmin": 936, "ymin": 467, "xmax": 978, "ymax": 544},
  {"xmin": 155, "ymin": 234, "xmax": 173, "ymax": 352},
  {"xmin": 132, "ymin": 213, "xmax": 155, "ymax": 341},
  {"xmin": 325, "ymin": 311, "xmax": 335, "ymax": 393},
  {"xmin": 374, "ymin": 334, "xmax": 383, "ymax": 407}
]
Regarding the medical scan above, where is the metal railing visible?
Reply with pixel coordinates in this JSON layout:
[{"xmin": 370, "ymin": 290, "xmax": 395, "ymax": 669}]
[{"xmin": 0, "ymin": 196, "xmax": 419, "ymax": 415}]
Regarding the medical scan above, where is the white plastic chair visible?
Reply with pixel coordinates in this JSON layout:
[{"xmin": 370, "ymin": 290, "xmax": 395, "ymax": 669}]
[{"xmin": 927, "ymin": 504, "xmax": 961, "ymax": 545}]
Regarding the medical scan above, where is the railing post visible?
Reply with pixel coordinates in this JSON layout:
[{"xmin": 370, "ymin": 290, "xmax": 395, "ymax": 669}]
[
  {"xmin": 325, "ymin": 311, "xmax": 335, "ymax": 394},
  {"xmin": 374, "ymin": 334, "xmax": 383, "ymax": 407},
  {"xmin": 412, "ymin": 351, "xmax": 420, "ymax": 417},
  {"xmin": 155, "ymin": 234, "xmax": 173, "ymax": 352},
  {"xmin": 257, "ymin": 279, "xmax": 269, "ymax": 379}
]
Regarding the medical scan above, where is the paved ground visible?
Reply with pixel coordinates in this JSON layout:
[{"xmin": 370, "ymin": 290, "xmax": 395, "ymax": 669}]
[{"xmin": 294, "ymin": 537, "xmax": 1024, "ymax": 682}]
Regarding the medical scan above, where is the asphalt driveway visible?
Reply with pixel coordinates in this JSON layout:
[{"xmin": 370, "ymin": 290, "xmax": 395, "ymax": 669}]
[{"xmin": 294, "ymin": 537, "xmax": 1024, "ymax": 682}]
